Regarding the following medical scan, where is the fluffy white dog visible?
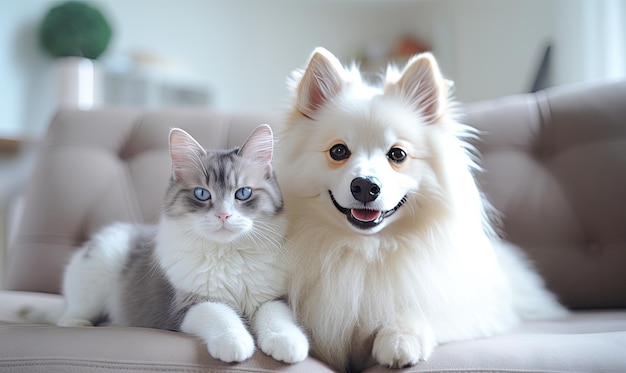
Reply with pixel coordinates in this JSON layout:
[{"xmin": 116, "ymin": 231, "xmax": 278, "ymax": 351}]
[{"xmin": 274, "ymin": 48, "xmax": 566, "ymax": 372}]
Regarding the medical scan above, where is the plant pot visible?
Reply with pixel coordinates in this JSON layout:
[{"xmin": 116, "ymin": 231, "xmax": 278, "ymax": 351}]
[{"xmin": 57, "ymin": 57, "xmax": 102, "ymax": 110}]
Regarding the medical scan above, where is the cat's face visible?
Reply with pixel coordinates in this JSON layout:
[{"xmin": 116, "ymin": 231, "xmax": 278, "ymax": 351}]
[{"xmin": 165, "ymin": 126, "xmax": 284, "ymax": 244}]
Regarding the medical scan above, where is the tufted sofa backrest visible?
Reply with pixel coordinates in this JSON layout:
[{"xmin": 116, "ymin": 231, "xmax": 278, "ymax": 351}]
[
  {"xmin": 465, "ymin": 80, "xmax": 626, "ymax": 309},
  {"xmin": 6, "ymin": 109, "xmax": 277, "ymax": 294},
  {"xmin": 6, "ymin": 81, "xmax": 626, "ymax": 309}
]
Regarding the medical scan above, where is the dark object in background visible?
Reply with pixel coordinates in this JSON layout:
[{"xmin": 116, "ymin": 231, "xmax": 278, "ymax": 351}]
[{"xmin": 531, "ymin": 44, "xmax": 552, "ymax": 93}]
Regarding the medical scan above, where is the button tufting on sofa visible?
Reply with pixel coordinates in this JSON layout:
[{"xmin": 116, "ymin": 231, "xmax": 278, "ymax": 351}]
[{"xmin": 2, "ymin": 81, "xmax": 625, "ymax": 372}]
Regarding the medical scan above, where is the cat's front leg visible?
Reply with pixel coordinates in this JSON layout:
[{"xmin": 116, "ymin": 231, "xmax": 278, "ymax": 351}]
[
  {"xmin": 372, "ymin": 318, "xmax": 436, "ymax": 368},
  {"xmin": 251, "ymin": 299, "xmax": 309, "ymax": 363},
  {"xmin": 180, "ymin": 301, "xmax": 255, "ymax": 363}
]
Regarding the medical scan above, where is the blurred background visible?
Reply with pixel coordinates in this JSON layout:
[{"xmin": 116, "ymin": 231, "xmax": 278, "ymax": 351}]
[
  {"xmin": 0, "ymin": 0, "xmax": 625, "ymax": 282},
  {"xmin": 2, "ymin": 0, "xmax": 625, "ymax": 139}
]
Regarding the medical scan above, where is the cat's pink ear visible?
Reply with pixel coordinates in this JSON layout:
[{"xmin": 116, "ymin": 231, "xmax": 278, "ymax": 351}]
[
  {"xmin": 385, "ymin": 52, "xmax": 449, "ymax": 123},
  {"xmin": 238, "ymin": 124, "xmax": 274, "ymax": 173},
  {"xmin": 296, "ymin": 47, "xmax": 345, "ymax": 120},
  {"xmin": 169, "ymin": 128, "xmax": 207, "ymax": 181}
]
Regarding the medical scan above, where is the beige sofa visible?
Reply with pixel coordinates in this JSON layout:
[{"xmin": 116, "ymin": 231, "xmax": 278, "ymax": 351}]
[{"xmin": 1, "ymin": 80, "xmax": 625, "ymax": 372}]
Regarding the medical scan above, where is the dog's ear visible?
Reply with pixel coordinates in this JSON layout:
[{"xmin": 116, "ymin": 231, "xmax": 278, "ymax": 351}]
[
  {"xmin": 387, "ymin": 53, "xmax": 448, "ymax": 123},
  {"xmin": 296, "ymin": 47, "xmax": 344, "ymax": 119}
]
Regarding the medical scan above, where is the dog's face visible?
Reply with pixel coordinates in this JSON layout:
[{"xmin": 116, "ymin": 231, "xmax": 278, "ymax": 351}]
[
  {"xmin": 316, "ymin": 102, "xmax": 432, "ymax": 235},
  {"xmin": 280, "ymin": 48, "xmax": 451, "ymax": 235}
]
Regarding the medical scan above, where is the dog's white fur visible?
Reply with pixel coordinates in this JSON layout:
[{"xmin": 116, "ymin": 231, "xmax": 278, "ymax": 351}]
[{"xmin": 274, "ymin": 48, "xmax": 567, "ymax": 372}]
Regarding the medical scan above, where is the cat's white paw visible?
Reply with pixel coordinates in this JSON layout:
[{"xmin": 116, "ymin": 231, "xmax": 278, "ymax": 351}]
[
  {"xmin": 20, "ymin": 305, "xmax": 66, "ymax": 325},
  {"xmin": 206, "ymin": 328, "xmax": 255, "ymax": 363},
  {"xmin": 257, "ymin": 326, "xmax": 309, "ymax": 363},
  {"xmin": 372, "ymin": 326, "xmax": 435, "ymax": 368},
  {"xmin": 182, "ymin": 302, "xmax": 256, "ymax": 363}
]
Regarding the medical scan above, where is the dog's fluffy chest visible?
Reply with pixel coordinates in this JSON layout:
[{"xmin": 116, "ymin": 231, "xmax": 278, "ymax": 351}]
[{"xmin": 288, "ymin": 230, "xmax": 516, "ymax": 369}]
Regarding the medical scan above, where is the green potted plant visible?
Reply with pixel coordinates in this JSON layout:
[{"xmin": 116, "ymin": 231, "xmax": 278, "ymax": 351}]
[
  {"xmin": 39, "ymin": 1, "xmax": 112, "ymax": 60},
  {"xmin": 38, "ymin": 1, "xmax": 113, "ymax": 108}
]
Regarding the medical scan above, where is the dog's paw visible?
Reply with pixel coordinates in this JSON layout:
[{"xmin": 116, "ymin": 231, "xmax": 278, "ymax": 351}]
[
  {"xmin": 372, "ymin": 326, "xmax": 436, "ymax": 368},
  {"xmin": 206, "ymin": 328, "xmax": 255, "ymax": 363},
  {"xmin": 258, "ymin": 326, "xmax": 309, "ymax": 363}
]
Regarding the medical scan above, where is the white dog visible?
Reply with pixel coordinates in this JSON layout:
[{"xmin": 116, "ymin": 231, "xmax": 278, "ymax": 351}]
[{"xmin": 274, "ymin": 48, "xmax": 566, "ymax": 372}]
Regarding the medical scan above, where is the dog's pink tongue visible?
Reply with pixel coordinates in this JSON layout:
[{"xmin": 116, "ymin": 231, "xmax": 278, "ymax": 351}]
[{"xmin": 351, "ymin": 209, "xmax": 382, "ymax": 222}]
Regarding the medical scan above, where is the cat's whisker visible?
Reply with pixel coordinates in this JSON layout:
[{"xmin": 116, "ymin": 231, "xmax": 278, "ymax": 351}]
[
  {"xmin": 248, "ymin": 223, "xmax": 285, "ymax": 255},
  {"xmin": 250, "ymin": 225, "xmax": 282, "ymax": 246},
  {"xmin": 252, "ymin": 219, "xmax": 284, "ymax": 236}
]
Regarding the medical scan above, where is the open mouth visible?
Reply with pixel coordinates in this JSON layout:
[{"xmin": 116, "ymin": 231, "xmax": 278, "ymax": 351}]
[{"xmin": 329, "ymin": 191, "xmax": 407, "ymax": 230}]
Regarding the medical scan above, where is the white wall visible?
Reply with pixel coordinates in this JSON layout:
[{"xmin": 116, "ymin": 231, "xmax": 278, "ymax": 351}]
[
  {"xmin": 426, "ymin": 0, "xmax": 555, "ymax": 101},
  {"xmin": 1, "ymin": 0, "xmax": 624, "ymax": 140},
  {"xmin": 553, "ymin": 0, "xmax": 626, "ymax": 86},
  {"xmin": 0, "ymin": 0, "xmax": 57, "ymax": 139}
]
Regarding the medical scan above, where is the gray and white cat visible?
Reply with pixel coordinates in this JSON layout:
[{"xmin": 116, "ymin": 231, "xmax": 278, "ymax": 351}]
[{"xmin": 49, "ymin": 125, "xmax": 308, "ymax": 363}]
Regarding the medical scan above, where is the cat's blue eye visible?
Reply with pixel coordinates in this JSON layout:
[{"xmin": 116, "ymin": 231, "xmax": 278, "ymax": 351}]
[
  {"xmin": 235, "ymin": 187, "xmax": 252, "ymax": 201},
  {"xmin": 194, "ymin": 187, "xmax": 211, "ymax": 201}
]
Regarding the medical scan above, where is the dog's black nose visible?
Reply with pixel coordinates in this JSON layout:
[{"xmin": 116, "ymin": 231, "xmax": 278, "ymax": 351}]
[{"xmin": 351, "ymin": 176, "xmax": 381, "ymax": 203}]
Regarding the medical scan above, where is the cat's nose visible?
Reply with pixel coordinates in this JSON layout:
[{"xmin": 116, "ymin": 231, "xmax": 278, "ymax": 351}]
[{"xmin": 217, "ymin": 213, "xmax": 231, "ymax": 223}]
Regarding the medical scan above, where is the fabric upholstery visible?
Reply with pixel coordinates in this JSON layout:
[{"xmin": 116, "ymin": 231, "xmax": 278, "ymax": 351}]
[
  {"xmin": 2, "ymin": 290, "xmax": 626, "ymax": 373},
  {"xmin": 465, "ymin": 80, "xmax": 626, "ymax": 309},
  {"xmin": 2, "ymin": 80, "xmax": 625, "ymax": 372}
]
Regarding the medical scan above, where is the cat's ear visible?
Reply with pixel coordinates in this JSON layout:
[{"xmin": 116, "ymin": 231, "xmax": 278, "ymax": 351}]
[
  {"xmin": 296, "ymin": 47, "xmax": 345, "ymax": 120},
  {"xmin": 169, "ymin": 128, "xmax": 207, "ymax": 181},
  {"xmin": 385, "ymin": 52, "xmax": 449, "ymax": 123},
  {"xmin": 238, "ymin": 124, "xmax": 274, "ymax": 173}
]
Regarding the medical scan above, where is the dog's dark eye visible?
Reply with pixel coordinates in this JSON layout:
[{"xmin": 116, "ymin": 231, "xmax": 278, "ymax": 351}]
[
  {"xmin": 329, "ymin": 144, "xmax": 351, "ymax": 161},
  {"xmin": 387, "ymin": 147, "xmax": 407, "ymax": 163}
]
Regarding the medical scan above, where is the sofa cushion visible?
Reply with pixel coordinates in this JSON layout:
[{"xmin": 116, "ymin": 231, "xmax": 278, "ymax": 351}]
[
  {"xmin": 2, "ymin": 291, "xmax": 625, "ymax": 373},
  {"xmin": 0, "ymin": 291, "xmax": 333, "ymax": 373}
]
